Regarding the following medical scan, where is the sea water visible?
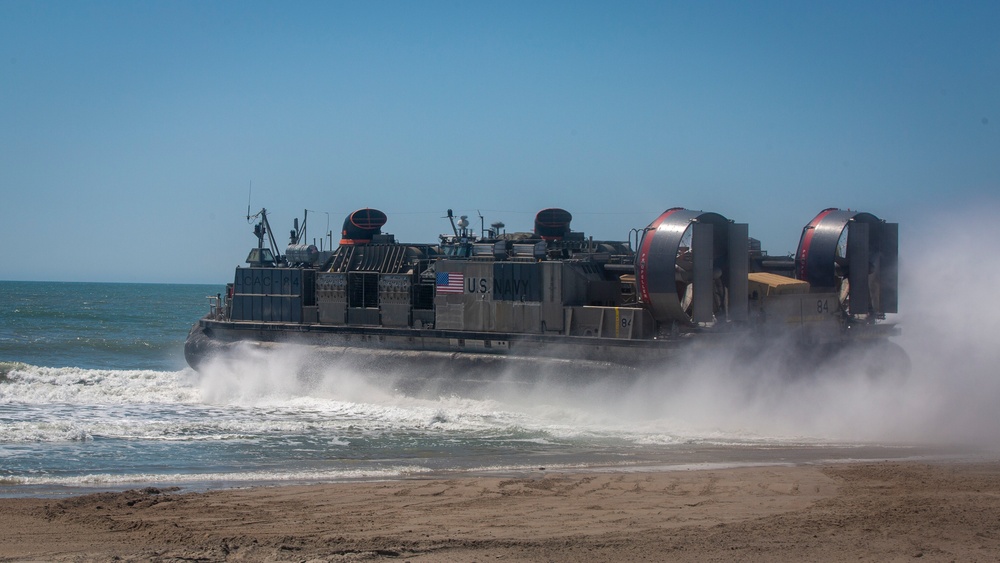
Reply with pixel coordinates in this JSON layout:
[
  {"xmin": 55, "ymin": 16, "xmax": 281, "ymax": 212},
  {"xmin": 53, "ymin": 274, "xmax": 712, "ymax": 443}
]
[{"xmin": 0, "ymin": 281, "xmax": 959, "ymax": 497}]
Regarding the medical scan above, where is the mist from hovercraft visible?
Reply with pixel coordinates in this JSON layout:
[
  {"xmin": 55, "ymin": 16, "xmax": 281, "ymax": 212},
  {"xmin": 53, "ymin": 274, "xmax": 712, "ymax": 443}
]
[
  {"xmin": 195, "ymin": 205, "xmax": 1000, "ymax": 450},
  {"xmin": 517, "ymin": 204, "xmax": 1000, "ymax": 448}
]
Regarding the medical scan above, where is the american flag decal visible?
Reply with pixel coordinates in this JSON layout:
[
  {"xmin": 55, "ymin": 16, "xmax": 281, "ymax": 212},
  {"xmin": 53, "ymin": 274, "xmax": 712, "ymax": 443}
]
[{"xmin": 436, "ymin": 272, "xmax": 464, "ymax": 294}]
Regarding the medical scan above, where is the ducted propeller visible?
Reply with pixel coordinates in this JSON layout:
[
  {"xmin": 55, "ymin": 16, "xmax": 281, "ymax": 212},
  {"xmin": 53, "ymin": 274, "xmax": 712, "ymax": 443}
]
[
  {"xmin": 635, "ymin": 208, "xmax": 748, "ymax": 325},
  {"xmin": 796, "ymin": 208, "xmax": 898, "ymax": 317}
]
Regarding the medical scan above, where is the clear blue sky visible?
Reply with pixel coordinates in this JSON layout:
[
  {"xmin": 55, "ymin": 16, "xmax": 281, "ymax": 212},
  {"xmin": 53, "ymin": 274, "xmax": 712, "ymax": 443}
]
[{"xmin": 1, "ymin": 1, "xmax": 997, "ymax": 283}]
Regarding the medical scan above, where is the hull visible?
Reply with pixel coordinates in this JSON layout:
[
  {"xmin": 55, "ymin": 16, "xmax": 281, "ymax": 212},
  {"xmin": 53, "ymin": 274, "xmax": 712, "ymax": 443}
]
[
  {"xmin": 185, "ymin": 317, "xmax": 693, "ymax": 374},
  {"xmin": 185, "ymin": 316, "xmax": 904, "ymax": 392}
]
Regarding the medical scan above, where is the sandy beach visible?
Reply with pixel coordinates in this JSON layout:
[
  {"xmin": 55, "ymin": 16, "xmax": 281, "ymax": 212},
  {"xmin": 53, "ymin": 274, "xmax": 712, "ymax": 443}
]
[{"xmin": 1, "ymin": 460, "xmax": 998, "ymax": 562}]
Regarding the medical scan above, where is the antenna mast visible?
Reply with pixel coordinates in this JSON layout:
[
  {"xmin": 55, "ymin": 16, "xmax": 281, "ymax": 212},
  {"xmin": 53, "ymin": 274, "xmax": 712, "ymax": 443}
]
[{"xmin": 246, "ymin": 181, "xmax": 253, "ymax": 223}]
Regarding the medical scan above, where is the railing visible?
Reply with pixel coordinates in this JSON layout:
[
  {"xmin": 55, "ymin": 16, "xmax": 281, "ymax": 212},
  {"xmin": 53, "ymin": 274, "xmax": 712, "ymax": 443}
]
[{"xmin": 206, "ymin": 294, "xmax": 224, "ymax": 320}]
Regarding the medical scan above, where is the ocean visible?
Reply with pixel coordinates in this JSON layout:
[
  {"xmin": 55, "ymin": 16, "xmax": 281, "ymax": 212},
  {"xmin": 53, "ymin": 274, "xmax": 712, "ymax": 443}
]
[{"xmin": 0, "ymin": 281, "xmax": 966, "ymax": 498}]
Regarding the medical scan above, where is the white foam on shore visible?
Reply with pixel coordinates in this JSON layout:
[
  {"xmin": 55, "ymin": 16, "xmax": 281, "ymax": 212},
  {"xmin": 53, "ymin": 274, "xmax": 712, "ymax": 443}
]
[
  {"xmin": 187, "ymin": 343, "xmax": 839, "ymax": 446},
  {"xmin": 0, "ymin": 356, "xmax": 920, "ymax": 449},
  {"xmin": 0, "ymin": 364, "xmax": 200, "ymax": 405},
  {"xmin": 5, "ymin": 465, "xmax": 433, "ymax": 487}
]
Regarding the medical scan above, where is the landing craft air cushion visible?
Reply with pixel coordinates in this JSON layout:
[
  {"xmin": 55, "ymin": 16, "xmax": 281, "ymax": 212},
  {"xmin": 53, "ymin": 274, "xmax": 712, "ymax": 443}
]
[{"xmin": 185, "ymin": 206, "xmax": 904, "ymax": 388}]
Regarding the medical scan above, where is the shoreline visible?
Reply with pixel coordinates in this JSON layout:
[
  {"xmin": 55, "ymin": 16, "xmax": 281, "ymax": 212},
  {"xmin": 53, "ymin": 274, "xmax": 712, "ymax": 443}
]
[
  {"xmin": 0, "ymin": 442, "xmax": 984, "ymax": 501},
  {"xmin": 2, "ymin": 459, "xmax": 999, "ymax": 561}
]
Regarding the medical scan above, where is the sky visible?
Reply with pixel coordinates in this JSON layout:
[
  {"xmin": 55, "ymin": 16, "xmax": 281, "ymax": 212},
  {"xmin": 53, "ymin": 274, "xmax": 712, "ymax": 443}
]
[{"xmin": 1, "ymin": 0, "xmax": 997, "ymax": 284}]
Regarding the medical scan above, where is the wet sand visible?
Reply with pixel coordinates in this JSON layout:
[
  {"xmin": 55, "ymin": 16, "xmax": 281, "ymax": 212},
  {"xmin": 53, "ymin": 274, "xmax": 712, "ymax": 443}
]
[{"xmin": 2, "ymin": 460, "xmax": 1000, "ymax": 562}]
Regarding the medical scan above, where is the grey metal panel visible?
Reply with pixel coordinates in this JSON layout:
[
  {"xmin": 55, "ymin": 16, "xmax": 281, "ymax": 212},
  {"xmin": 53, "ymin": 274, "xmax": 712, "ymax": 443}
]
[
  {"xmin": 463, "ymin": 299, "xmax": 490, "ymax": 331},
  {"xmin": 847, "ymin": 221, "xmax": 870, "ymax": 316},
  {"xmin": 253, "ymin": 269, "xmax": 265, "ymax": 294},
  {"xmin": 598, "ymin": 307, "xmax": 629, "ymax": 338},
  {"xmin": 260, "ymin": 270, "xmax": 272, "ymax": 295},
  {"xmin": 302, "ymin": 306, "xmax": 318, "ymax": 324},
  {"xmin": 435, "ymin": 301, "xmax": 464, "ymax": 330},
  {"xmin": 465, "ymin": 262, "xmax": 493, "ymax": 298},
  {"xmin": 301, "ymin": 270, "xmax": 315, "ymax": 306},
  {"xmin": 276, "ymin": 296, "xmax": 283, "ymax": 322},
  {"xmin": 560, "ymin": 263, "xmax": 587, "ymax": 305},
  {"xmin": 347, "ymin": 308, "xmax": 380, "ymax": 325},
  {"xmin": 881, "ymin": 223, "xmax": 899, "ymax": 314},
  {"xmin": 493, "ymin": 262, "xmax": 541, "ymax": 301},
  {"xmin": 487, "ymin": 299, "xmax": 499, "ymax": 331},
  {"xmin": 290, "ymin": 297, "xmax": 302, "ymax": 323},
  {"xmin": 518, "ymin": 302, "xmax": 530, "ymax": 332},
  {"xmin": 619, "ymin": 308, "xmax": 634, "ymax": 338},
  {"xmin": 522, "ymin": 302, "xmax": 541, "ymax": 333},
  {"xmin": 271, "ymin": 270, "xmax": 281, "ymax": 294},
  {"xmin": 254, "ymin": 295, "xmax": 263, "ymax": 321},
  {"xmin": 243, "ymin": 295, "xmax": 253, "ymax": 321},
  {"xmin": 540, "ymin": 262, "xmax": 561, "ymax": 303},
  {"xmin": 540, "ymin": 262, "xmax": 564, "ymax": 332},
  {"xmin": 260, "ymin": 268, "xmax": 281, "ymax": 295},
  {"xmin": 276, "ymin": 271, "xmax": 286, "ymax": 295},
  {"xmin": 276, "ymin": 295, "xmax": 286, "ymax": 321},
  {"xmin": 378, "ymin": 274, "xmax": 412, "ymax": 306},
  {"xmin": 381, "ymin": 304, "xmax": 410, "ymax": 327},
  {"xmin": 494, "ymin": 302, "xmax": 512, "ymax": 332},
  {"xmin": 585, "ymin": 280, "xmax": 619, "ymax": 305},
  {"xmin": 228, "ymin": 295, "xmax": 240, "ymax": 320},
  {"xmin": 504, "ymin": 302, "xmax": 520, "ymax": 332},
  {"xmin": 508, "ymin": 302, "xmax": 527, "ymax": 332},
  {"xmin": 249, "ymin": 269, "xmax": 262, "ymax": 294},
  {"xmin": 265, "ymin": 296, "xmax": 276, "ymax": 321},
  {"xmin": 728, "ymin": 223, "xmax": 749, "ymax": 322},
  {"xmin": 567, "ymin": 306, "xmax": 603, "ymax": 336},
  {"xmin": 633, "ymin": 308, "xmax": 655, "ymax": 338},
  {"xmin": 318, "ymin": 302, "xmax": 345, "ymax": 325},
  {"xmin": 230, "ymin": 295, "xmax": 245, "ymax": 320},
  {"xmin": 268, "ymin": 269, "xmax": 279, "ymax": 294},
  {"xmin": 234, "ymin": 269, "xmax": 246, "ymax": 294},
  {"xmin": 316, "ymin": 271, "xmax": 348, "ymax": 324},
  {"xmin": 413, "ymin": 309, "xmax": 434, "ymax": 329},
  {"xmin": 379, "ymin": 274, "xmax": 413, "ymax": 327},
  {"xmin": 275, "ymin": 270, "xmax": 285, "ymax": 294},
  {"xmin": 280, "ymin": 269, "xmax": 292, "ymax": 294},
  {"xmin": 245, "ymin": 269, "xmax": 257, "ymax": 294},
  {"xmin": 692, "ymin": 222, "xmax": 714, "ymax": 324}
]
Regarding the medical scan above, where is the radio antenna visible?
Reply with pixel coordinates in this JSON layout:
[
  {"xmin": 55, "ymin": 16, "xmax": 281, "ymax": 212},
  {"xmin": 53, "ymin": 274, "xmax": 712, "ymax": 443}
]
[{"xmin": 246, "ymin": 181, "xmax": 253, "ymax": 223}]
